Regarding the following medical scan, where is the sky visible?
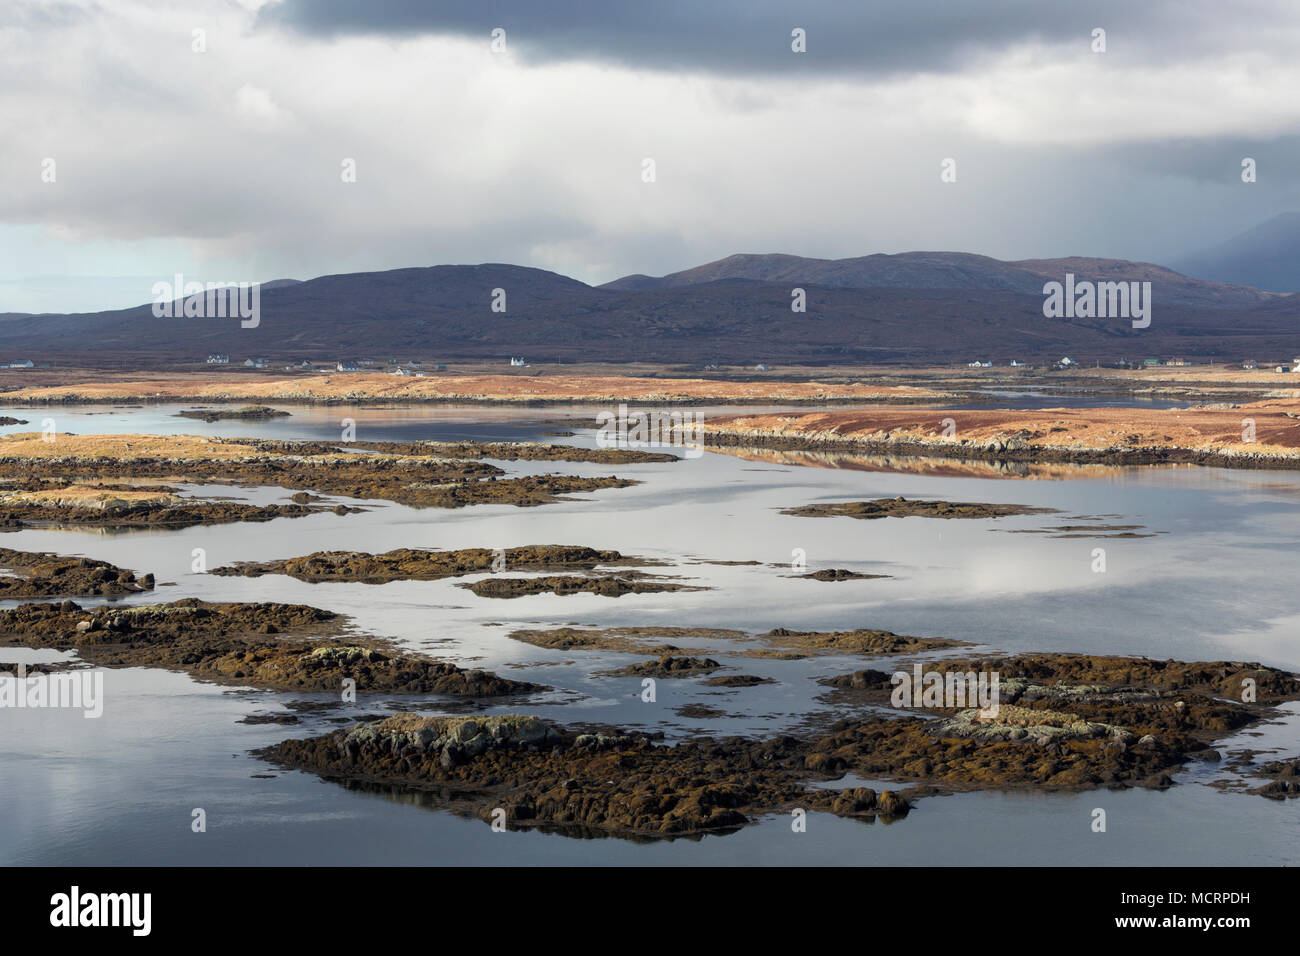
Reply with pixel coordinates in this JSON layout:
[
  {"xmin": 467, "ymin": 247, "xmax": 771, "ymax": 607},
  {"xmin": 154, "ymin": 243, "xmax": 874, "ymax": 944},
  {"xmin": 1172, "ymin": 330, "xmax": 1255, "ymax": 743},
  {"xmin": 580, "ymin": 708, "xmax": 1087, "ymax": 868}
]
[{"xmin": 3, "ymin": 0, "xmax": 1300, "ymax": 312}]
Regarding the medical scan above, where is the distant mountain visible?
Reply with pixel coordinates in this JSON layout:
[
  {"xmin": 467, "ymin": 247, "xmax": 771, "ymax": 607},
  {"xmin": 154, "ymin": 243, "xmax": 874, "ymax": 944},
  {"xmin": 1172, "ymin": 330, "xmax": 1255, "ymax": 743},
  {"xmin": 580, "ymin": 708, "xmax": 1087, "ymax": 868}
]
[
  {"xmin": 0, "ymin": 258, "xmax": 1294, "ymax": 368},
  {"xmin": 603, "ymin": 251, "xmax": 1275, "ymax": 309},
  {"xmin": 1171, "ymin": 212, "xmax": 1300, "ymax": 293}
]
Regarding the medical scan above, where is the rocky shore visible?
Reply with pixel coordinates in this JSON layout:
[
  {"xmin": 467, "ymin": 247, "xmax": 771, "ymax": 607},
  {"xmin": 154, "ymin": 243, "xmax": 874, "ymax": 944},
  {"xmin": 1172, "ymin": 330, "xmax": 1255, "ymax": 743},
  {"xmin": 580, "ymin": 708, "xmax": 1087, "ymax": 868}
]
[
  {"xmin": 257, "ymin": 650, "xmax": 1300, "ymax": 837},
  {"xmin": 0, "ymin": 547, "xmax": 154, "ymax": 597},
  {"xmin": 260, "ymin": 712, "xmax": 913, "ymax": 837},
  {"xmin": 0, "ymin": 599, "xmax": 542, "ymax": 696},
  {"xmin": 0, "ymin": 483, "xmax": 339, "ymax": 530},
  {"xmin": 0, "ymin": 433, "xmax": 642, "ymax": 514},
  {"xmin": 821, "ymin": 652, "xmax": 1300, "ymax": 791}
]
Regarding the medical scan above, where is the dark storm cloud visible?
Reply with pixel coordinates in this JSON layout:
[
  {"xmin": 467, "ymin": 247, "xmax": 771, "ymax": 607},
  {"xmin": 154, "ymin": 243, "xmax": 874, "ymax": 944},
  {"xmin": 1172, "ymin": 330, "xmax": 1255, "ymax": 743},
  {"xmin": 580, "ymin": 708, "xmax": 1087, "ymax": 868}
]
[{"xmin": 261, "ymin": 0, "xmax": 1266, "ymax": 76}]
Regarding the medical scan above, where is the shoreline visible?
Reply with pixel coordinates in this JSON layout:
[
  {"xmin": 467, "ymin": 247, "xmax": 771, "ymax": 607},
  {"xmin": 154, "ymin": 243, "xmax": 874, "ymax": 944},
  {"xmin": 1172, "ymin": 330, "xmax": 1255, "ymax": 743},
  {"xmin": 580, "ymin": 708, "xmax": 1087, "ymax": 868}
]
[
  {"xmin": 701, "ymin": 400, "xmax": 1300, "ymax": 470},
  {"xmin": 703, "ymin": 430, "xmax": 1300, "ymax": 469}
]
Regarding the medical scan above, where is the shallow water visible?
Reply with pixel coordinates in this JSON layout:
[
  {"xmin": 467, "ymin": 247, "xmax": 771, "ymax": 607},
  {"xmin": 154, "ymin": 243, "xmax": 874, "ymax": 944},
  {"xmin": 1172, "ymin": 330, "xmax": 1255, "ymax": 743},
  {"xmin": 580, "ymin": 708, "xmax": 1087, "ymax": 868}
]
[{"xmin": 1, "ymin": 403, "xmax": 1296, "ymax": 865}]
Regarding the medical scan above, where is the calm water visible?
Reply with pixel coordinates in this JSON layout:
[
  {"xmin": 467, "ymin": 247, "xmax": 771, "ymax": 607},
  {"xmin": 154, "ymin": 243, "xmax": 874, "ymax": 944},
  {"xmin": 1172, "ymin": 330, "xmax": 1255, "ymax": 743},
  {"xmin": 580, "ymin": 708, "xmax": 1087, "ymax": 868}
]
[{"xmin": 1, "ymin": 404, "xmax": 1297, "ymax": 865}]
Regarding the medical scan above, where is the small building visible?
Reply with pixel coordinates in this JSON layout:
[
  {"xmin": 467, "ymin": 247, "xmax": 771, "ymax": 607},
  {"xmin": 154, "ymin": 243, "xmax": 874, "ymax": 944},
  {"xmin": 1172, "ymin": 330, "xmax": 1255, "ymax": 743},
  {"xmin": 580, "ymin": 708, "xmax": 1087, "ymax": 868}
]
[
  {"xmin": 206, "ymin": 354, "xmax": 229, "ymax": 365},
  {"xmin": 1143, "ymin": 358, "xmax": 1160, "ymax": 367},
  {"xmin": 1242, "ymin": 360, "xmax": 1258, "ymax": 370},
  {"xmin": 8, "ymin": 359, "xmax": 34, "ymax": 369},
  {"xmin": 243, "ymin": 357, "xmax": 268, "ymax": 369},
  {"xmin": 336, "ymin": 361, "xmax": 360, "ymax": 372},
  {"xmin": 967, "ymin": 360, "xmax": 986, "ymax": 368},
  {"xmin": 1276, "ymin": 366, "xmax": 1292, "ymax": 373},
  {"xmin": 509, "ymin": 357, "xmax": 526, "ymax": 367},
  {"xmin": 1009, "ymin": 359, "xmax": 1025, "ymax": 367},
  {"xmin": 1165, "ymin": 357, "xmax": 1187, "ymax": 367},
  {"xmin": 754, "ymin": 363, "xmax": 769, "ymax": 371}
]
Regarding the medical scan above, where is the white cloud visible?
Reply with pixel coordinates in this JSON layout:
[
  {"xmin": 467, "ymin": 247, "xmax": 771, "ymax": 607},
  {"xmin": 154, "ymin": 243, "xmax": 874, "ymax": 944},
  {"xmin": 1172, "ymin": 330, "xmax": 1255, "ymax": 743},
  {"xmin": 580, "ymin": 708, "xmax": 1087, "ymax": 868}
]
[{"xmin": 1, "ymin": 0, "xmax": 1298, "ymax": 310}]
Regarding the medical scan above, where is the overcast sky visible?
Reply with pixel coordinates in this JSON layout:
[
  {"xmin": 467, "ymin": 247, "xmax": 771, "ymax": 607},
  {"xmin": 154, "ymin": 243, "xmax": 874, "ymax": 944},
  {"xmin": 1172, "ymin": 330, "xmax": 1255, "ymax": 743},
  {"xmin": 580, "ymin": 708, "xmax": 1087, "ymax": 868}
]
[{"xmin": 3, "ymin": 0, "xmax": 1300, "ymax": 311}]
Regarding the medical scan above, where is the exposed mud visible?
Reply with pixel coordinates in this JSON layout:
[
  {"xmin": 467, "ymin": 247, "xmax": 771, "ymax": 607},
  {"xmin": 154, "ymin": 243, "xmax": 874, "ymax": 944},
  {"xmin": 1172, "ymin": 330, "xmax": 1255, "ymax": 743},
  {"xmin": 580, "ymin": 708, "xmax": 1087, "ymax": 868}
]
[
  {"xmin": 0, "ymin": 599, "xmax": 543, "ymax": 697},
  {"xmin": 0, "ymin": 547, "xmax": 154, "ymax": 597}
]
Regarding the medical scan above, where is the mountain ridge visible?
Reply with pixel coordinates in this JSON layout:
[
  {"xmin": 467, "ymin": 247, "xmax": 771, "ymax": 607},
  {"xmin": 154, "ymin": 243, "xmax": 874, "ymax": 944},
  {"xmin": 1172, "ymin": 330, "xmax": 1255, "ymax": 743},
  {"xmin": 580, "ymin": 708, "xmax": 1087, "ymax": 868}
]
[{"xmin": 0, "ymin": 252, "xmax": 1294, "ymax": 368}]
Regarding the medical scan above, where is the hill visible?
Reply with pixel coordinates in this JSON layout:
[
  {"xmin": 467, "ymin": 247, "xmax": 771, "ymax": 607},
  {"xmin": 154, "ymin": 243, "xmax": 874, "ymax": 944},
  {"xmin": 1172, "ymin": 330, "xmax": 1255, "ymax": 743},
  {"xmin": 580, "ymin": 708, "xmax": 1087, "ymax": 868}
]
[
  {"xmin": 0, "ymin": 258, "xmax": 1295, "ymax": 368},
  {"xmin": 1171, "ymin": 213, "xmax": 1300, "ymax": 293}
]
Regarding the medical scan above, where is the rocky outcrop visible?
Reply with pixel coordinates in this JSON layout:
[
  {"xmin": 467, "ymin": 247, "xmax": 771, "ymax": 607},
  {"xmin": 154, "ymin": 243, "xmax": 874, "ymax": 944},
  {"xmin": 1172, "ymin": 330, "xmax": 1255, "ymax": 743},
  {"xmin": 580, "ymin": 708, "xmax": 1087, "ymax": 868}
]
[
  {"xmin": 460, "ymin": 575, "xmax": 702, "ymax": 599},
  {"xmin": 0, "ymin": 435, "xmax": 640, "ymax": 512},
  {"xmin": 0, "ymin": 547, "xmax": 154, "ymax": 597},
  {"xmin": 0, "ymin": 599, "xmax": 542, "ymax": 697},
  {"xmin": 601, "ymin": 655, "xmax": 722, "ymax": 678},
  {"xmin": 757, "ymin": 626, "xmax": 961, "ymax": 655},
  {"xmin": 796, "ymin": 568, "xmax": 890, "ymax": 581},
  {"xmin": 212, "ymin": 545, "xmax": 645, "ymax": 584},
  {"xmin": 781, "ymin": 497, "xmax": 1057, "ymax": 520},
  {"xmin": 262, "ymin": 649, "xmax": 1300, "ymax": 838},
  {"xmin": 261, "ymin": 712, "xmax": 912, "ymax": 838},
  {"xmin": 176, "ymin": 405, "xmax": 291, "ymax": 422}
]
